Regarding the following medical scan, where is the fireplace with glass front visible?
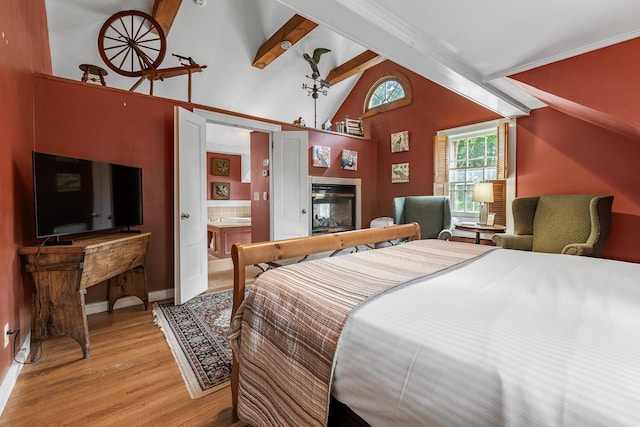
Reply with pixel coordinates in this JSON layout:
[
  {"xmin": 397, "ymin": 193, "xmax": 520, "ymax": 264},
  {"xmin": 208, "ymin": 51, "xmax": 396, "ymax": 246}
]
[{"xmin": 311, "ymin": 182, "xmax": 357, "ymax": 235}]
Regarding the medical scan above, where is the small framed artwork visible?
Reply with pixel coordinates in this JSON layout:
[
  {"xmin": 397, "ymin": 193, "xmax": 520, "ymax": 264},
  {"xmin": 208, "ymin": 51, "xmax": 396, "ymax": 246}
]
[
  {"xmin": 486, "ymin": 213, "xmax": 496, "ymax": 226},
  {"xmin": 391, "ymin": 163, "xmax": 409, "ymax": 183},
  {"xmin": 312, "ymin": 145, "xmax": 331, "ymax": 168},
  {"xmin": 212, "ymin": 182, "xmax": 230, "ymax": 200},
  {"xmin": 341, "ymin": 150, "xmax": 358, "ymax": 170},
  {"xmin": 391, "ymin": 130, "xmax": 409, "ymax": 153},
  {"xmin": 212, "ymin": 158, "xmax": 230, "ymax": 176}
]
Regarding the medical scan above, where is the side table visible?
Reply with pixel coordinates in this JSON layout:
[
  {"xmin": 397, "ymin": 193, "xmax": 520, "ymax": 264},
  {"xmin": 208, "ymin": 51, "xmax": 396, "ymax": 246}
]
[{"xmin": 455, "ymin": 223, "xmax": 506, "ymax": 244}]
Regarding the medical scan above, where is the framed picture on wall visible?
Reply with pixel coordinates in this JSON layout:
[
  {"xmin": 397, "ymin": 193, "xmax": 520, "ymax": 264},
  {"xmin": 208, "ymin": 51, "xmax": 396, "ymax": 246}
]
[
  {"xmin": 212, "ymin": 158, "xmax": 230, "ymax": 176},
  {"xmin": 392, "ymin": 163, "xmax": 409, "ymax": 183},
  {"xmin": 391, "ymin": 131, "xmax": 409, "ymax": 153},
  {"xmin": 312, "ymin": 146, "xmax": 331, "ymax": 168},
  {"xmin": 341, "ymin": 150, "xmax": 358, "ymax": 170},
  {"xmin": 212, "ymin": 182, "xmax": 230, "ymax": 199}
]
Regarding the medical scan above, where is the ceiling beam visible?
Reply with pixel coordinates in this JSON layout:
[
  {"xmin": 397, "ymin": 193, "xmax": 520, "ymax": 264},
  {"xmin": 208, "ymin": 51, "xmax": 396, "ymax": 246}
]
[
  {"xmin": 152, "ymin": 0, "xmax": 183, "ymax": 37},
  {"xmin": 252, "ymin": 14, "xmax": 318, "ymax": 69},
  {"xmin": 326, "ymin": 50, "xmax": 384, "ymax": 86}
]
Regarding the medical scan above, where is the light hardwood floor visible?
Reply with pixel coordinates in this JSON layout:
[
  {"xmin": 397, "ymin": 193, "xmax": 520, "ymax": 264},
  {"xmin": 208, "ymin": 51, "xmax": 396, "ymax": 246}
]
[{"xmin": 0, "ymin": 258, "xmax": 257, "ymax": 427}]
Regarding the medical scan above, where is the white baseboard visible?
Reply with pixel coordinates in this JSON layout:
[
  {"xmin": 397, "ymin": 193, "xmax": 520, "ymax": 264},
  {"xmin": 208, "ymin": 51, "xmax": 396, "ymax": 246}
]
[
  {"xmin": 85, "ymin": 288, "xmax": 174, "ymax": 315},
  {"xmin": 0, "ymin": 332, "xmax": 31, "ymax": 417},
  {"xmin": 1, "ymin": 289, "xmax": 174, "ymax": 415}
]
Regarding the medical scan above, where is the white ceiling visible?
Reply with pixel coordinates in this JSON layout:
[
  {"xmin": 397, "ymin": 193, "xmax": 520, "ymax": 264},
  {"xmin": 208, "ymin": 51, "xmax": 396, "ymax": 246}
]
[{"xmin": 45, "ymin": 0, "xmax": 640, "ymax": 124}]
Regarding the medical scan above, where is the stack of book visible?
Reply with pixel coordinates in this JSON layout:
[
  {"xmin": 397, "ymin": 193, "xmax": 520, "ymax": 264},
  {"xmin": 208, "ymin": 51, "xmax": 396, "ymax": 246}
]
[{"xmin": 344, "ymin": 117, "xmax": 364, "ymax": 137}]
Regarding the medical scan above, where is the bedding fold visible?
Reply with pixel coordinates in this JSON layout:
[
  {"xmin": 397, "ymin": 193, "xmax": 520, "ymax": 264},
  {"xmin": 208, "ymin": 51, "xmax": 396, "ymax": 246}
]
[{"xmin": 229, "ymin": 240, "xmax": 495, "ymax": 427}]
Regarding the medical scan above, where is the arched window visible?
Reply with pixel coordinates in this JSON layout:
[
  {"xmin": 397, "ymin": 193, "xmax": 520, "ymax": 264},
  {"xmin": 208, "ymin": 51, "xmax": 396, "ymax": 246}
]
[{"xmin": 362, "ymin": 71, "xmax": 412, "ymax": 117}]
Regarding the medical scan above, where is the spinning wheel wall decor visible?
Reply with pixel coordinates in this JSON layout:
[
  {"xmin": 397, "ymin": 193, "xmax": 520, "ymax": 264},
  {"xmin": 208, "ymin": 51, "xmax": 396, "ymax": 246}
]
[
  {"xmin": 98, "ymin": 10, "xmax": 166, "ymax": 78},
  {"xmin": 97, "ymin": 10, "xmax": 206, "ymax": 101}
]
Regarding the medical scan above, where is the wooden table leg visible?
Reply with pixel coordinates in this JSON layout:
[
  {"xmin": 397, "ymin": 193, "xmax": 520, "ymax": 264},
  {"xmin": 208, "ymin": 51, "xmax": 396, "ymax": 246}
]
[
  {"xmin": 31, "ymin": 270, "xmax": 91, "ymax": 358},
  {"xmin": 108, "ymin": 266, "xmax": 148, "ymax": 312}
]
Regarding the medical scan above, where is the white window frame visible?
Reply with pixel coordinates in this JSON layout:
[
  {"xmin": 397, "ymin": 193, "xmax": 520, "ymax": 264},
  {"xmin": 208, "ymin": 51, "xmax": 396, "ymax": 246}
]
[{"xmin": 437, "ymin": 119, "xmax": 516, "ymax": 229}]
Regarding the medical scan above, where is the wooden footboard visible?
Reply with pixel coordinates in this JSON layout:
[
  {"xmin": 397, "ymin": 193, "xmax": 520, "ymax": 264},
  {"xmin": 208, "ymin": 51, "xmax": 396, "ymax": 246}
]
[{"xmin": 230, "ymin": 223, "xmax": 421, "ymax": 418}]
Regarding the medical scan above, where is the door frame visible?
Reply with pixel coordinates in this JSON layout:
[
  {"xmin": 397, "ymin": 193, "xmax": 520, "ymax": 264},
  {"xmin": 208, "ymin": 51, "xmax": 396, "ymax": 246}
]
[{"xmin": 192, "ymin": 109, "xmax": 282, "ymax": 238}]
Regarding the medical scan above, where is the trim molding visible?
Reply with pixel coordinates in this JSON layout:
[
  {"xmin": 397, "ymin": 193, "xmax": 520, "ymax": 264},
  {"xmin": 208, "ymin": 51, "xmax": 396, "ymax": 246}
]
[
  {"xmin": 1, "ymin": 289, "xmax": 174, "ymax": 416},
  {"xmin": 85, "ymin": 288, "xmax": 174, "ymax": 315},
  {"xmin": 0, "ymin": 332, "xmax": 31, "ymax": 417}
]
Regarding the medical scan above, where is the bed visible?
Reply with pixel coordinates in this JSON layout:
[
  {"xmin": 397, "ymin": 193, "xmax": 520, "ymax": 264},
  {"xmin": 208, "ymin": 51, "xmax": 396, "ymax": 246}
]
[{"xmin": 229, "ymin": 224, "xmax": 640, "ymax": 427}]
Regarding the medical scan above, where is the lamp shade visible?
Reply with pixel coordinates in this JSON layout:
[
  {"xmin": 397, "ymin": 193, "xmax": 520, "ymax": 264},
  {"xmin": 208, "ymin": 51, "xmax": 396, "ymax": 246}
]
[{"xmin": 472, "ymin": 182, "xmax": 494, "ymax": 203}]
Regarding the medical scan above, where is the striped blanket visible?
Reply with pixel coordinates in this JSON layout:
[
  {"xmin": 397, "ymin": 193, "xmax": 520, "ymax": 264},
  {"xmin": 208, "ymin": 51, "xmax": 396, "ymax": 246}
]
[{"xmin": 229, "ymin": 240, "xmax": 496, "ymax": 427}]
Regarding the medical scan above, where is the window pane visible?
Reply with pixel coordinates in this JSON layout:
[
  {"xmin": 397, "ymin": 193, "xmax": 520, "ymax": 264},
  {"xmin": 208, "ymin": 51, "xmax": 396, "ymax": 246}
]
[
  {"xmin": 450, "ymin": 170, "xmax": 466, "ymax": 182},
  {"xmin": 445, "ymin": 129, "xmax": 498, "ymax": 214},
  {"xmin": 451, "ymin": 190, "xmax": 465, "ymax": 212},
  {"xmin": 467, "ymin": 169, "xmax": 484, "ymax": 182},
  {"xmin": 366, "ymin": 78, "xmax": 407, "ymax": 111}
]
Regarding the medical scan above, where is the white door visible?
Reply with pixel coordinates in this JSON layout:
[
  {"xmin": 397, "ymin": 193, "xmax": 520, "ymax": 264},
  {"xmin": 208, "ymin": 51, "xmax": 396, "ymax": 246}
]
[
  {"xmin": 174, "ymin": 106, "xmax": 208, "ymax": 305},
  {"xmin": 272, "ymin": 131, "xmax": 309, "ymax": 240}
]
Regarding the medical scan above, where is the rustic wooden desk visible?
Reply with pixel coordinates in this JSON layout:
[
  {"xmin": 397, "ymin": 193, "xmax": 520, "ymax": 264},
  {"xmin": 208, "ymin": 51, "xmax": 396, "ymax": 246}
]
[{"xmin": 18, "ymin": 232, "xmax": 151, "ymax": 358}]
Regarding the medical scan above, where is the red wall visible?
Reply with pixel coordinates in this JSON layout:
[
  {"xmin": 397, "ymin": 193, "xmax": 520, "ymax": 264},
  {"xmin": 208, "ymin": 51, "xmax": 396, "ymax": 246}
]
[
  {"xmin": 250, "ymin": 132, "xmax": 270, "ymax": 243},
  {"xmin": 332, "ymin": 61, "xmax": 499, "ymax": 217},
  {"xmin": 206, "ymin": 153, "xmax": 250, "ymax": 200},
  {"xmin": 33, "ymin": 76, "xmax": 179, "ymax": 303},
  {"xmin": 283, "ymin": 125, "xmax": 378, "ymax": 226},
  {"xmin": 0, "ymin": 0, "xmax": 52, "ymax": 389},
  {"xmin": 511, "ymin": 37, "xmax": 640, "ymax": 129},
  {"xmin": 516, "ymin": 107, "xmax": 640, "ymax": 261},
  {"xmin": 509, "ymin": 36, "xmax": 640, "ymax": 262}
]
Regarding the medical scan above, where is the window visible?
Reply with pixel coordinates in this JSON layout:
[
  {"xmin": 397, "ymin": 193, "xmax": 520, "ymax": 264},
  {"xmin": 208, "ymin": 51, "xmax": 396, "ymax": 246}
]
[
  {"xmin": 434, "ymin": 120, "xmax": 511, "ymax": 221},
  {"xmin": 368, "ymin": 79, "xmax": 405, "ymax": 108},
  {"xmin": 448, "ymin": 131, "xmax": 497, "ymax": 214},
  {"xmin": 362, "ymin": 71, "xmax": 412, "ymax": 117}
]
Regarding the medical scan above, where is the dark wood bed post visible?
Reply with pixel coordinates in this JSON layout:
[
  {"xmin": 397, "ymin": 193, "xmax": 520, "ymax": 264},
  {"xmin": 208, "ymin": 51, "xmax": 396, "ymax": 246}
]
[{"xmin": 229, "ymin": 223, "xmax": 422, "ymax": 419}]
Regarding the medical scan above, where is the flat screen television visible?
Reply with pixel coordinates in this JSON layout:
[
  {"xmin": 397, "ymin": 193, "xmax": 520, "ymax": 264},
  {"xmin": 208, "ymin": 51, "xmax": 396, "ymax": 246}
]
[{"xmin": 32, "ymin": 151, "xmax": 143, "ymax": 241}]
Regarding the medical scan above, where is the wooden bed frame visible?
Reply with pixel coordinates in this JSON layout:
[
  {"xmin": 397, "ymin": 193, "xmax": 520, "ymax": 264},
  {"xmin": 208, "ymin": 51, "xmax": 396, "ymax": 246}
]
[{"xmin": 230, "ymin": 223, "xmax": 421, "ymax": 417}]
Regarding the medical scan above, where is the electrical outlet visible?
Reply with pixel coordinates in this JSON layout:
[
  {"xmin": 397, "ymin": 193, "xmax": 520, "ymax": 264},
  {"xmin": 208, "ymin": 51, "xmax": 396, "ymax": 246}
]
[{"xmin": 3, "ymin": 323, "xmax": 9, "ymax": 349}]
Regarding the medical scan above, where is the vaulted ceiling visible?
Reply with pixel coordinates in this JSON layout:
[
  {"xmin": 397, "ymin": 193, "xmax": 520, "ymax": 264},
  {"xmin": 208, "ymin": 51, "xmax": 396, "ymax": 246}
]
[{"xmin": 45, "ymin": 0, "xmax": 640, "ymax": 128}]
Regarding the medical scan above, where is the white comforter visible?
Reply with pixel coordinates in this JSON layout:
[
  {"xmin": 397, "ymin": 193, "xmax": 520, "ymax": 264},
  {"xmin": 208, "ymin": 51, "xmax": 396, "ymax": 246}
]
[{"xmin": 332, "ymin": 248, "xmax": 640, "ymax": 426}]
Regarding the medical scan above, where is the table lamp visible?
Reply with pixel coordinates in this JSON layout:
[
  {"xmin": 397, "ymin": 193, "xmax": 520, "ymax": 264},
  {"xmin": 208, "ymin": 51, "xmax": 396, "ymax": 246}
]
[{"xmin": 472, "ymin": 182, "xmax": 494, "ymax": 224}]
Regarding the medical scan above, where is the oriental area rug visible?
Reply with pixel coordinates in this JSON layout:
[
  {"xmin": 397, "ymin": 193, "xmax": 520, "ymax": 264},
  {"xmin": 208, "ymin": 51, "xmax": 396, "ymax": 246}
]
[{"xmin": 153, "ymin": 288, "xmax": 242, "ymax": 399}]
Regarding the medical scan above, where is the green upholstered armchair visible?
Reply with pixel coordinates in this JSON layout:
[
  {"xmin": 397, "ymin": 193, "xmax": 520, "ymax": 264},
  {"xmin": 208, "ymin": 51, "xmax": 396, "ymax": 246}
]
[
  {"xmin": 392, "ymin": 196, "xmax": 453, "ymax": 240},
  {"xmin": 492, "ymin": 194, "xmax": 613, "ymax": 256}
]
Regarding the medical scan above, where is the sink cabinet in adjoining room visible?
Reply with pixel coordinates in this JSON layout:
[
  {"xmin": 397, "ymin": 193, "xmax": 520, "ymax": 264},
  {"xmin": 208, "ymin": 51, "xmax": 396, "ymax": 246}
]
[{"xmin": 208, "ymin": 223, "xmax": 251, "ymax": 258}]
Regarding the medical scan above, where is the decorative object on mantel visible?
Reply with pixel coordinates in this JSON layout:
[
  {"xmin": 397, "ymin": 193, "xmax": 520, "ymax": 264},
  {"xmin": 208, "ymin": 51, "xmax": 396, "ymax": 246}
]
[
  {"xmin": 212, "ymin": 157, "xmax": 230, "ymax": 176},
  {"xmin": 302, "ymin": 48, "xmax": 331, "ymax": 128},
  {"xmin": 212, "ymin": 182, "xmax": 230, "ymax": 200},
  {"xmin": 344, "ymin": 117, "xmax": 364, "ymax": 136},
  {"xmin": 391, "ymin": 130, "xmax": 409, "ymax": 152},
  {"xmin": 79, "ymin": 64, "xmax": 108, "ymax": 86},
  {"xmin": 97, "ymin": 10, "xmax": 207, "ymax": 102},
  {"xmin": 392, "ymin": 163, "xmax": 409, "ymax": 183},
  {"xmin": 341, "ymin": 150, "xmax": 358, "ymax": 170},
  {"xmin": 293, "ymin": 116, "xmax": 306, "ymax": 126},
  {"xmin": 312, "ymin": 146, "xmax": 331, "ymax": 168}
]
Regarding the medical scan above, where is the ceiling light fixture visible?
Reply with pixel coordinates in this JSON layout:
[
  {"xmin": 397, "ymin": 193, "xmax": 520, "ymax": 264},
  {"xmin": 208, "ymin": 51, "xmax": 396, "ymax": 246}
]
[
  {"xmin": 193, "ymin": 0, "xmax": 206, "ymax": 6},
  {"xmin": 280, "ymin": 40, "xmax": 292, "ymax": 50}
]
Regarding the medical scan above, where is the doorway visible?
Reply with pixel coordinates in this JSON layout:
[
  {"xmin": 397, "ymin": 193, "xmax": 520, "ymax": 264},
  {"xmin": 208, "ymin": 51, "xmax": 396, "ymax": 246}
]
[{"xmin": 194, "ymin": 109, "xmax": 281, "ymax": 292}]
